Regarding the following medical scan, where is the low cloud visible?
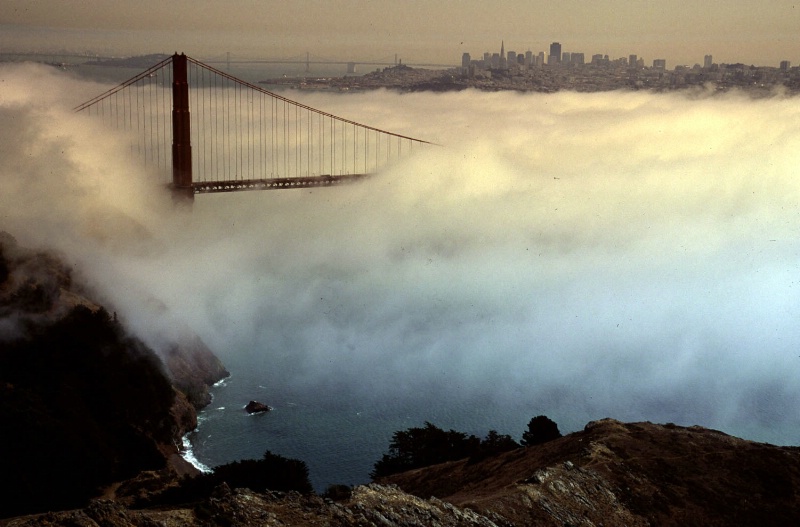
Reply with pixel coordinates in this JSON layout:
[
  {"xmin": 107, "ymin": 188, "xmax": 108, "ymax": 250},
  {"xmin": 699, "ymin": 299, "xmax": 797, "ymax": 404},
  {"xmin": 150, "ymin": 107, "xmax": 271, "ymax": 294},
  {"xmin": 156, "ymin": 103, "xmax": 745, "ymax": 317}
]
[{"xmin": 2, "ymin": 62, "xmax": 800, "ymax": 443}]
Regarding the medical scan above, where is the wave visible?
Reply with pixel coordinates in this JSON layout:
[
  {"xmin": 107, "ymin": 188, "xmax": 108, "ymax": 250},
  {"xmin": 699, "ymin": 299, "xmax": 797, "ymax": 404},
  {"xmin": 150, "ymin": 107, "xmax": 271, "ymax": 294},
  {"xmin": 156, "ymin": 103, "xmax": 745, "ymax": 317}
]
[{"xmin": 180, "ymin": 433, "xmax": 212, "ymax": 473}]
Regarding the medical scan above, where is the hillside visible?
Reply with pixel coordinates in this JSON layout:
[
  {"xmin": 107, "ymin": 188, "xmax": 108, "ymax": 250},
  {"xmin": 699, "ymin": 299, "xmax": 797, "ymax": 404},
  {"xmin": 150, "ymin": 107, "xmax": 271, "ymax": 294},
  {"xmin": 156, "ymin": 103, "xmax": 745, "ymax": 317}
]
[
  {"xmin": 380, "ymin": 418, "xmax": 800, "ymax": 526},
  {"xmin": 0, "ymin": 232, "xmax": 228, "ymax": 518},
  {"xmin": 5, "ymin": 419, "xmax": 800, "ymax": 526}
]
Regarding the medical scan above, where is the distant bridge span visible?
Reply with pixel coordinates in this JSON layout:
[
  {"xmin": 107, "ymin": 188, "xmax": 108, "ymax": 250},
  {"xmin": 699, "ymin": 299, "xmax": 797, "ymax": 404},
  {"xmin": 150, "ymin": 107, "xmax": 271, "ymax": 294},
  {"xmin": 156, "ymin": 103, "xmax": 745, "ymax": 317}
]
[{"xmin": 75, "ymin": 53, "xmax": 434, "ymax": 202}]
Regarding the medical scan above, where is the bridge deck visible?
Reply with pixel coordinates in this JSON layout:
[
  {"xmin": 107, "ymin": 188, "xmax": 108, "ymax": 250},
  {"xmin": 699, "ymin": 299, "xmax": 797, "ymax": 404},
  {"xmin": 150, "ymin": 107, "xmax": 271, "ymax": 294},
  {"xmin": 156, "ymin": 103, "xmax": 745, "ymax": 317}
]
[{"xmin": 190, "ymin": 173, "xmax": 371, "ymax": 194}]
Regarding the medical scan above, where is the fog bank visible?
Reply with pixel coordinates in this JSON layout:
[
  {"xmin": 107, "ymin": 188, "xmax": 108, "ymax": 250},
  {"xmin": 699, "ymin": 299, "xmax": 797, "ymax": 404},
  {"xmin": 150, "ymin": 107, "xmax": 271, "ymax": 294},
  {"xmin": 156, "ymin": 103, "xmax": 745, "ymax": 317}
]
[{"xmin": 2, "ymin": 62, "xmax": 800, "ymax": 443}]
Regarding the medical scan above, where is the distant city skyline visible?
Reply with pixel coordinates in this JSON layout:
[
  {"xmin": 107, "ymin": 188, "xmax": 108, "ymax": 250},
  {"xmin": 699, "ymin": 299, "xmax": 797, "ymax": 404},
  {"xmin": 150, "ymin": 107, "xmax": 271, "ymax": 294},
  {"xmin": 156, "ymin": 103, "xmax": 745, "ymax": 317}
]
[
  {"xmin": 461, "ymin": 41, "xmax": 764, "ymax": 71},
  {"xmin": 1, "ymin": 0, "xmax": 799, "ymax": 68}
]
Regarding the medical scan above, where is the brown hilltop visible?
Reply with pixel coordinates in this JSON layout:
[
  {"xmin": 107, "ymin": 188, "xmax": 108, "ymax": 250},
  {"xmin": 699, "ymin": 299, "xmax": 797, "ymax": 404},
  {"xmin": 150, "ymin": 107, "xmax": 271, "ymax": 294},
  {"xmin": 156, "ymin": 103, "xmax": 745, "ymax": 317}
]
[{"xmin": 380, "ymin": 418, "xmax": 800, "ymax": 526}]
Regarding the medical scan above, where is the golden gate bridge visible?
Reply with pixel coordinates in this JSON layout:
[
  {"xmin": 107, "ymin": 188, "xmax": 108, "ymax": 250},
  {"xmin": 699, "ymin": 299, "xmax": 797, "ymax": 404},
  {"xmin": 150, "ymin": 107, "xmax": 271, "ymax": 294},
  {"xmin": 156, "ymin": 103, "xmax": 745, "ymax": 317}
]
[{"xmin": 74, "ymin": 53, "xmax": 433, "ymax": 202}]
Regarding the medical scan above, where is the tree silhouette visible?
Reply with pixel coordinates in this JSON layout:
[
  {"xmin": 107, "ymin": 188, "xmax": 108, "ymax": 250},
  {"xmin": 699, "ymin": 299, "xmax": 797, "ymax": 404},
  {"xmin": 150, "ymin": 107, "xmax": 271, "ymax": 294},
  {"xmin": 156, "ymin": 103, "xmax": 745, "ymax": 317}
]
[
  {"xmin": 521, "ymin": 415, "xmax": 562, "ymax": 446},
  {"xmin": 371, "ymin": 422, "xmax": 481, "ymax": 478}
]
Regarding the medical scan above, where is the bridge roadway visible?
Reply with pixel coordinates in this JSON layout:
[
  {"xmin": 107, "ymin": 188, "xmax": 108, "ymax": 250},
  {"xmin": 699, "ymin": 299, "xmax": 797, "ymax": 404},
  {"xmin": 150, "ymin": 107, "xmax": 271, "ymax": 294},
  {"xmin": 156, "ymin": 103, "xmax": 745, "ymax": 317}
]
[{"xmin": 189, "ymin": 173, "xmax": 371, "ymax": 194}]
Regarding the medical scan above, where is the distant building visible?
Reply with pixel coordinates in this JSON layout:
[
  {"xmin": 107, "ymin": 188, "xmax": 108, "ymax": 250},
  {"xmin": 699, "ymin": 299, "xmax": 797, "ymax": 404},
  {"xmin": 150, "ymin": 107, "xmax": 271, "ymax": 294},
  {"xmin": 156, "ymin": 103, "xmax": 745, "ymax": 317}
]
[
  {"xmin": 629, "ymin": 54, "xmax": 638, "ymax": 68},
  {"xmin": 549, "ymin": 42, "xmax": 561, "ymax": 64},
  {"xmin": 653, "ymin": 59, "xmax": 667, "ymax": 70},
  {"xmin": 537, "ymin": 51, "xmax": 545, "ymax": 66},
  {"xmin": 571, "ymin": 53, "xmax": 585, "ymax": 65},
  {"xmin": 562, "ymin": 52, "xmax": 571, "ymax": 65},
  {"xmin": 781, "ymin": 60, "xmax": 791, "ymax": 71},
  {"xmin": 462, "ymin": 53, "xmax": 471, "ymax": 69},
  {"xmin": 500, "ymin": 41, "xmax": 507, "ymax": 69},
  {"xmin": 491, "ymin": 53, "xmax": 500, "ymax": 68},
  {"xmin": 704, "ymin": 55, "xmax": 713, "ymax": 69},
  {"xmin": 507, "ymin": 51, "xmax": 517, "ymax": 67},
  {"xmin": 525, "ymin": 50, "xmax": 533, "ymax": 67}
]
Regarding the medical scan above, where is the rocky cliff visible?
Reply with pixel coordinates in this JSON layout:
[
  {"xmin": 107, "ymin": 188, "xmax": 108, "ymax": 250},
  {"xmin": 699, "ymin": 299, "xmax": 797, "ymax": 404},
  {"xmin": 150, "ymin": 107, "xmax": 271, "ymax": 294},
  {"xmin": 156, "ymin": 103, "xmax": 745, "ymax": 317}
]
[{"xmin": 0, "ymin": 232, "xmax": 227, "ymax": 518}]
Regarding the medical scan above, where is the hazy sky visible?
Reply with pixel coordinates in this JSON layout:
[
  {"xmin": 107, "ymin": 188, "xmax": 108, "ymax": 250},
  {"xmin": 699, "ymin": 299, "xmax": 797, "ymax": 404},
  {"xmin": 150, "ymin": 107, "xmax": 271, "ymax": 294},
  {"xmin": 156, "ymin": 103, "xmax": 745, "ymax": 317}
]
[{"xmin": 2, "ymin": 0, "xmax": 799, "ymax": 67}]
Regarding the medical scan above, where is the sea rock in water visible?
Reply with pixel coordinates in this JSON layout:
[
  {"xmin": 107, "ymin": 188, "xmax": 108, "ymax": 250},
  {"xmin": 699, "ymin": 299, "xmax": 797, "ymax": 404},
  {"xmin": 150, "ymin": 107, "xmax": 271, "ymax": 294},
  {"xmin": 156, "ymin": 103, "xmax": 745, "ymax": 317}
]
[{"xmin": 245, "ymin": 400, "xmax": 271, "ymax": 414}]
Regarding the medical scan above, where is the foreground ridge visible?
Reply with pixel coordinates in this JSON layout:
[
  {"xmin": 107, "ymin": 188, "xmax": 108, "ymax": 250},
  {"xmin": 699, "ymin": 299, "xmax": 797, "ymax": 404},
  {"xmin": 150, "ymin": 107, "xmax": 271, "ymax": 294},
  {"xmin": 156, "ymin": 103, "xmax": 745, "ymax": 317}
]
[
  {"xmin": 380, "ymin": 418, "xmax": 800, "ymax": 527},
  {"xmin": 5, "ymin": 419, "xmax": 800, "ymax": 526}
]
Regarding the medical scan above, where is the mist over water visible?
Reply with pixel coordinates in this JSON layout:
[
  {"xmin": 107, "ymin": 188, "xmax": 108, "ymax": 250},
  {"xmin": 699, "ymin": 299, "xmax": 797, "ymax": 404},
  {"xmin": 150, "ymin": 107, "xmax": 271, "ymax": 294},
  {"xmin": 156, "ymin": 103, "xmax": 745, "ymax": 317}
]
[{"xmin": 3, "ymin": 63, "xmax": 800, "ymax": 487}]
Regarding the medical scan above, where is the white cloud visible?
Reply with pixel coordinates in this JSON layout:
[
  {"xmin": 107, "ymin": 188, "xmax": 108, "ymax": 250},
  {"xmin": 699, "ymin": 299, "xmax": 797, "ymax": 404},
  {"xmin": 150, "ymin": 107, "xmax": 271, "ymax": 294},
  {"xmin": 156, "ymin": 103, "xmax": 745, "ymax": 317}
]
[{"xmin": 3, "ymin": 62, "xmax": 800, "ymax": 444}]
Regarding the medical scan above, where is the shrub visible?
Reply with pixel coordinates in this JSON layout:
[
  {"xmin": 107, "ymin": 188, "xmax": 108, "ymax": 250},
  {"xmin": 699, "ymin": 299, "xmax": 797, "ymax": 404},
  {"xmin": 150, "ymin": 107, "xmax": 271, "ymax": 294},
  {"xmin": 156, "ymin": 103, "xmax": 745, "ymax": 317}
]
[
  {"xmin": 141, "ymin": 450, "xmax": 313, "ymax": 507},
  {"xmin": 371, "ymin": 422, "xmax": 481, "ymax": 478},
  {"xmin": 521, "ymin": 415, "xmax": 562, "ymax": 446},
  {"xmin": 371, "ymin": 423, "xmax": 523, "ymax": 478},
  {"xmin": 323, "ymin": 484, "xmax": 353, "ymax": 501}
]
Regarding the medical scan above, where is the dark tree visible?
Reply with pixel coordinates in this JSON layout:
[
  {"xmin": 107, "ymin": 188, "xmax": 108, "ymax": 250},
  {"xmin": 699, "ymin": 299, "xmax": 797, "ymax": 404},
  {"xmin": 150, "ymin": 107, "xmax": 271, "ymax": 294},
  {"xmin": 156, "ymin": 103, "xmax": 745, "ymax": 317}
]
[
  {"xmin": 521, "ymin": 415, "xmax": 562, "ymax": 446},
  {"xmin": 467, "ymin": 429, "xmax": 521, "ymax": 463},
  {"xmin": 371, "ymin": 422, "xmax": 481, "ymax": 479},
  {"xmin": 212, "ymin": 451, "xmax": 313, "ymax": 494},
  {"xmin": 480, "ymin": 429, "xmax": 520, "ymax": 454}
]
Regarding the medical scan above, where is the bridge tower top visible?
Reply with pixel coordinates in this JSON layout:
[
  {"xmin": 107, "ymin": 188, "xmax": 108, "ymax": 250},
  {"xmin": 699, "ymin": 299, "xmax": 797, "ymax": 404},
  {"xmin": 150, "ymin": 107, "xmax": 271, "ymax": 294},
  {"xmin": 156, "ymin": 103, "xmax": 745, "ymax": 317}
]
[{"xmin": 171, "ymin": 53, "xmax": 193, "ymax": 202}]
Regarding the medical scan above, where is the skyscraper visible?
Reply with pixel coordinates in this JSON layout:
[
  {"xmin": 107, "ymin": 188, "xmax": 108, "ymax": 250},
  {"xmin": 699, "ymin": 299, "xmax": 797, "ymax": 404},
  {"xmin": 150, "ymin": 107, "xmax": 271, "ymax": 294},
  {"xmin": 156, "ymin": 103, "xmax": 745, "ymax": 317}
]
[
  {"xmin": 549, "ymin": 42, "xmax": 561, "ymax": 64},
  {"xmin": 508, "ymin": 51, "xmax": 517, "ymax": 67},
  {"xmin": 704, "ymin": 55, "xmax": 713, "ymax": 69}
]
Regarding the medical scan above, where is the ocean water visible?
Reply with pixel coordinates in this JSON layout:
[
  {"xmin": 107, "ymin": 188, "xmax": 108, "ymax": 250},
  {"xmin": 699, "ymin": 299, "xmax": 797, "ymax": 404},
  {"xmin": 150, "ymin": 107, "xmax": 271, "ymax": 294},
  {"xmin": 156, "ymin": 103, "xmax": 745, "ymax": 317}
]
[{"xmin": 185, "ymin": 353, "xmax": 535, "ymax": 492}]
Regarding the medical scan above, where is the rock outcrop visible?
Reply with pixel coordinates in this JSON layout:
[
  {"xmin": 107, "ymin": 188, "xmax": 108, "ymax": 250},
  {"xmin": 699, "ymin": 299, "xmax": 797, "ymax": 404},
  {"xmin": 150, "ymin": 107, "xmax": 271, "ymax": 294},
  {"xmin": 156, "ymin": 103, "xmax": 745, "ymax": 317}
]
[
  {"xmin": 245, "ymin": 400, "xmax": 272, "ymax": 414},
  {"xmin": 3, "ymin": 484, "xmax": 501, "ymax": 527}
]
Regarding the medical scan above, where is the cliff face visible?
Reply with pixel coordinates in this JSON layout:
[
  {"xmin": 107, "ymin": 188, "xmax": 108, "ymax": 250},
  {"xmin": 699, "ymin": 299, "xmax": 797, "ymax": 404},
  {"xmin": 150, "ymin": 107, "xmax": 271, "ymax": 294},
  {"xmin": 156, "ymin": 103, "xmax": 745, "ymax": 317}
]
[
  {"xmin": 0, "ymin": 232, "xmax": 227, "ymax": 518},
  {"xmin": 163, "ymin": 336, "xmax": 229, "ymax": 411}
]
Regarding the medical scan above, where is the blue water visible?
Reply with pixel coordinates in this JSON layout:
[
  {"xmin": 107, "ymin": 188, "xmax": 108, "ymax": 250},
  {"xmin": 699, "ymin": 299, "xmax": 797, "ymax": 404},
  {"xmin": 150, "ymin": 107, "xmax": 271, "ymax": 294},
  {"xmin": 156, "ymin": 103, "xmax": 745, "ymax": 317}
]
[{"xmin": 187, "ymin": 354, "xmax": 536, "ymax": 492}]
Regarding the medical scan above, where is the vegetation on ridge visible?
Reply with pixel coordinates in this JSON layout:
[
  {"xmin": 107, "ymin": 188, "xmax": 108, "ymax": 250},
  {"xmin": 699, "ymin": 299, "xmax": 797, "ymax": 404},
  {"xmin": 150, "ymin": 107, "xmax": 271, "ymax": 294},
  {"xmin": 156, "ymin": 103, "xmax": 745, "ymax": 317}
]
[
  {"xmin": 371, "ymin": 421, "xmax": 524, "ymax": 478},
  {"xmin": 136, "ymin": 450, "xmax": 313, "ymax": 508}
]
